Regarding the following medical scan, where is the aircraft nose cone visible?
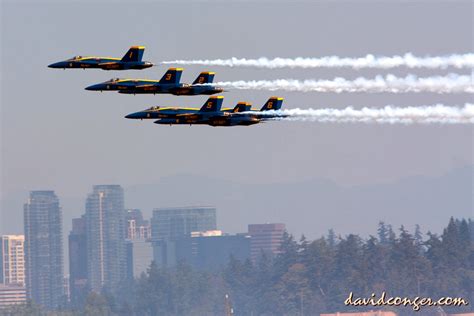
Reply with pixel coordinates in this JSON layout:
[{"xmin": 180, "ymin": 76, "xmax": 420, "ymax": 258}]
[
  {"xmin": 125, "ymin": 112, "xmax": 140, "ymax": 119},
  {"xmin": 85, "ymin": 84, "xmax": 104, "ymax": 91},
  {"xmin": 48, "ymin": 62, "xmax": 65, "ymax": 68}
]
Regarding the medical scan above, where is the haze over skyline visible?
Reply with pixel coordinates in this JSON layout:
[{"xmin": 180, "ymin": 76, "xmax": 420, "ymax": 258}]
[{"xmin": 1, "ymin": 1, "xmax": 472, "ymax": 239}]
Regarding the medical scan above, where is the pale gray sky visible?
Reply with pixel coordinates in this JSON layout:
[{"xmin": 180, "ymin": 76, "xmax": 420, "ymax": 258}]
[{"xmin": 1, "ymin": 1, "xmax": 473, "ymax": 239}]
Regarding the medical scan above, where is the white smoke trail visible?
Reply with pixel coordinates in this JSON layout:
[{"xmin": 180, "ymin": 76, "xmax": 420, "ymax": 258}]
[
  {"xmin": 162, "ymin": 53, "xmax": 474, "ymax": 69},
  {"xmin": 244, "ymin": 104, "xmax": 474, "ymax": 124},
  {"xmin": 211, "ymin": 74, "xmax": 473, "ymax": 93}
]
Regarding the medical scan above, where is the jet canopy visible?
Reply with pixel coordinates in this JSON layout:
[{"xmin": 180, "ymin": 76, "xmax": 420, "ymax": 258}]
[
  {"xmin": 68, "ymin": 56, "xmax": 82, "ymax": 60},
  {"xmin": 147, "ymin": 106, "xmax": 160, "ymax": 111}
]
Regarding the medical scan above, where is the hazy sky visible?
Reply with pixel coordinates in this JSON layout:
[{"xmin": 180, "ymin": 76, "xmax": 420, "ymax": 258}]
[{"xmin": 1, "ymin": 1, "xmax": 473, "ymax": 238}]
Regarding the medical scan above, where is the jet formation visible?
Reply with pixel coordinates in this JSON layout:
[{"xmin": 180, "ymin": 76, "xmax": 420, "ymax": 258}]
[
  {"xmin": 49, "ymin": 46, "xmax": 284, "ymax": 127},
  {"xmin": 126, "ymin": 96, "xmax": 284, "ymax": 126},
  {"xmin": 85, "ymin": 68, "xmax": 224, "ymax": 96}
]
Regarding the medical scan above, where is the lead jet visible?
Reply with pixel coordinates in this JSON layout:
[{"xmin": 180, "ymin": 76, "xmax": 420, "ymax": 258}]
[
  {"xmin": 124, "ymin": 96, "xmax": 284, "ymax": 127},
  {"xmin": 48, "ymin": 46, "xmax": 153, "ymax": 70},
  {"xmin": 85, "ymin": 68, "xmax": 224, "ymax": 96}
]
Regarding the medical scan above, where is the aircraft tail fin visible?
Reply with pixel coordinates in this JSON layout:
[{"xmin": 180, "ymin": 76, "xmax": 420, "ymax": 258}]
[
  {"xmin": 121, "ymin": 46, "xmax": 145, "ymax": 62},
  {"xmin": 199, "ymin": 96, "xmax": 224, "ymax": 112},
  {"xmin": 260, "ymin": 97, "xmax": 284, "ymax": 111},
  {"xmin": 232, "ymin": 102, "xmax": 252, "ymax": 113},
  {"xmin": 159, "ymin": 68, "xmax": 183, "ymax": 84},
  {"xmin": 193, "ymin": 72, "xmax": 215, "ymax": 84}
]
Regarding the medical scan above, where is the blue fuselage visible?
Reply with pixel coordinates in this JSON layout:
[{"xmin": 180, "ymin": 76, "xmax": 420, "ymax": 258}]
[
  {"xmin": 125, "ymin": 107, "xmax": 262, "ymax": 126},
  {"xmin": 85, "ymin": 80, "xmax": 223, "ymax": 96},
  {"xmin": 48, "ymin": 57, "xmax": 153, "ymax": 70}
]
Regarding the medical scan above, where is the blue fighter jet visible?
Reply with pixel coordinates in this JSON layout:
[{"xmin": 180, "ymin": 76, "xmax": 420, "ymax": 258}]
[
  {"xmin": 48, "ymin": 46, "xmax": 153, "ymax": 70},
  {"xmin": 85, "ymin": 68, "xmax": 224, "ymax": 96}
]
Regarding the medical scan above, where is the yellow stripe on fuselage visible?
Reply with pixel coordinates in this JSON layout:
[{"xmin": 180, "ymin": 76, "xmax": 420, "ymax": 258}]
[
  {"xmin": 158, "ymin": 107, "xmax": 200, "ymax": 111},
  {"xmin": 116, "ymin": 79, "xmax": 160, "ymax": 83},
  {"xmin": 76, "ymin": 56, "xmax": 122, "ymax": 61},
  {"xmin": 151, "ymin": 107, "xmax": 233, "ymax": 111}
]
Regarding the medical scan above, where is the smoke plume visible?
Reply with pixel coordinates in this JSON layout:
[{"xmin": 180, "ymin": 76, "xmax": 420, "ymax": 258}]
[
  {"xmin": 211, "ymin": 74, "xmax": 473, "ymax": 93},
  {"xmin": 247, "ymin": 104, "xmax": 474, "ymax": 124},
  {"xmin": 162, "ymin": 53, "xmax": 474, "ymax": 69}
]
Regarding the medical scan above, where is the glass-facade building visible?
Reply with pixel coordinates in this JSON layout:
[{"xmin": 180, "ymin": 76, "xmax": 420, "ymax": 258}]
[
  {"xmin": 151, "ymin": 206, "xmax": 217, "ymax": 241},
  {"xmin": 151, "ymin": 206, "xmax": 217, "ymax": 266},
  {"xmin": 85, "ymin": 185, "xmax": 126, "ymax": 293},
  {"xmin": 24, "ymin": 191, "xmax": 64, "ymax": 309},
  {"xmin": 68, "ymin": 216, "xmax": 87, "ymax": 306}
]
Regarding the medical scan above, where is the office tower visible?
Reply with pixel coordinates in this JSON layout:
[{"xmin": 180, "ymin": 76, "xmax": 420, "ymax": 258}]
[
  {"xmin": 0, "ymin": 284, "xmax": 26, "ymax": 308},
  {"xmin": 68, "ymin": 216, "xmax": 87, "ymax": 306},
  {"xmin": 126, "ymin": 240, "xmax": 153, "ymax": 279},
  {"xmin": 0, "ymin": 235, "xmax": 25, "ymax": 285},
  {"xmin": 175, "ymin": 231, "xmax": 251, "ymax": 271},
  {"xmin": 24, "ymin": 191, "xmax": 64, "ymax": 309},
  {"xmin": 151, "ymin": 206, "xmax": 217, "ymax": 266},
  {"xmin": 85, "ymin": 185, "xmax": 126, "ymax": 293},
  {"xmin": 125, "ymin": 209, "xmax": 151, "ymax": 240},
  {"xmin": 151, "ymin": 206, "xmax": 217, "ymax": 241},
  {"xmin": 248, "ymin": 223, "xmax": 285, "ymax": 263}
]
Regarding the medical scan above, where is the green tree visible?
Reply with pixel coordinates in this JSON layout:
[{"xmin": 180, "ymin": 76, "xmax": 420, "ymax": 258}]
[
  {"xmin": 387, "ymin": 226, "xmax": 431, "ymax": 296},
  {"xmin": 83, "ymin": 292, "xmax": 112, "ymax": 316}
]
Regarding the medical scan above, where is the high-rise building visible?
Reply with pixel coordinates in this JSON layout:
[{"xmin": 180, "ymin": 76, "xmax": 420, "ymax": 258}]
[
  {"xmin": 151, "ymin": 206, "xmax": 217, "ymax": 266},
  {"xmin": 125, "ymin": 209, "xmax": 151, "ymax": 240},
  {"xmin": 0, "ymin": 235, "xmax": 25, "ymax": 286},
  {"xmin": 68, "ymin": 216, "xmax": 87, "ymax": 306},
  {"xmin": 126, "ymin": 240, "xmax": 153, "ymax": 279},
  {"xmin": 151, "ymin": 206, "xmax": 217, "ymax": 241},
  {"xmin": 248, "ymin": 223, "xmax": 285, "ymax": 263},
  {"xmin": 24, "ymin": 191, "xmax": 64, "ymax": 309},
  {"xmin": 175, "ymin": 231, "xmax": 251, "ymax": 271},
  {"xmin": 85, "ymin": 185, "xmax": 126, "ymax": 293}
]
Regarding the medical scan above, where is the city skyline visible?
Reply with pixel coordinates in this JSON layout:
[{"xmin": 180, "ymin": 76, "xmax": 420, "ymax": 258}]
[
  {"xmin": 5, "ymin": 185, "xmax": 296, "ymax": 308},
  {"xmin": 1, "ymin": 185, "xmax": 471, "ymax": 311}
]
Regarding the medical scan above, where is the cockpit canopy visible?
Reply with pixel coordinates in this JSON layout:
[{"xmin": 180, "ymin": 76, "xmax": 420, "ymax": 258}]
[
  {"xmin": 108, "ymin": 78, "xmax": 120, "ymax": 83},
  {"xmin": 68, "ymin": 56, "xmax": 83, "ymax": 60},
  {"xmin": 147, "ymin": 106, "xmax": 160, "ymax": 111}
]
